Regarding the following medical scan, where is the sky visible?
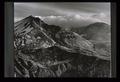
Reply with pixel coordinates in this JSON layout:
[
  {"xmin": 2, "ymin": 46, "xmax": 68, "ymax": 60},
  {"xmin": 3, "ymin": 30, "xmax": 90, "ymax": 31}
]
[{"xmin": 14, "ymin": 2, "xmax": 111, "ymax": 27}]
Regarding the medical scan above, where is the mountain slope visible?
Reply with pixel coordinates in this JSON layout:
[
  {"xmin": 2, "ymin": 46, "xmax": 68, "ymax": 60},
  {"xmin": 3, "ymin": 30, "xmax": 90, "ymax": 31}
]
[
  {"xmin": 81, "ymin": 22, "xmax": 111, "ymax": 41},
  {"xmin": 14, "ymin": 15, "xmax": 57, "ymax": 50},
  {"xmin": 14, "ymin": 15, "xmax": 111, "ymax": 77},
  {"xmin": 55, "ymin": 30, "xmax": 95, "ymax": 56},
  {"xmin": 79, "ymin": 22, "xmax": 111, "ymax": 61}
]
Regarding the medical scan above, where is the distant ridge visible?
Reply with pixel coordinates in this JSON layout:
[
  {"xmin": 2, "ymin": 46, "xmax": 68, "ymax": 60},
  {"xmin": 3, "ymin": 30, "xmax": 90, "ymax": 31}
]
[{"xmin": 81, "ymin": 22, "xmax": 111, "ymax": 41}]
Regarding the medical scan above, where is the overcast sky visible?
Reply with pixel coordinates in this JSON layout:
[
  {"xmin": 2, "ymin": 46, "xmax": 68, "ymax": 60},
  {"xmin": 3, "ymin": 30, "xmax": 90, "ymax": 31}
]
[{"xmin": 14, "ymin": 2, "xmax": 111, "ymax": 27}]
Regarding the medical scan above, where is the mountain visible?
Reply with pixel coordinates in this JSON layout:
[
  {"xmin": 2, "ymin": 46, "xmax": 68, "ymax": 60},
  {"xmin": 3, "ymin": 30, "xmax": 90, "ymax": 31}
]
[
  {"xmin": 70, "ymin": 26, "xmax": 87, "ymax": 35},
  {"xmin": 55, "ymin": 30, "xmax": 95, "ymax": 56},
  {"xmin": 14, "ymin": 15, "xmax": 59, "ymax": 50},
  {"xmin": 70, "ymin": 22, "xmax": 111, "ymax": 42},
  {"xmin": 14, "ymin": 15, "xmax": 111, "ymax": 77},
  {"xmin": 70, "ymin": 22, "xmax": 111, "ymax": 60},
  {"xmin": 15, "ymin": 15, "xmax": 44, "ymax": 35},
  {"xmin": 81, "ymin": 22, "xmax": 111, "ymax": 41},
  {"xmin": 14, "ymin": 15, "xmax": 97, "ymax": 57},
  {"xmin": 81, "ymin": 22, "xmax": 111, "ymax": 59}
]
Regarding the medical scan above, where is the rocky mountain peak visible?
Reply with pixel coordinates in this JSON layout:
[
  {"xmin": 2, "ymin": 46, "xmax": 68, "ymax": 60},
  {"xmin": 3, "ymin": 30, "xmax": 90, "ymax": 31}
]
[{"xmin": 14, "ymin": 16, "xmax": 111, "ymax": 77}]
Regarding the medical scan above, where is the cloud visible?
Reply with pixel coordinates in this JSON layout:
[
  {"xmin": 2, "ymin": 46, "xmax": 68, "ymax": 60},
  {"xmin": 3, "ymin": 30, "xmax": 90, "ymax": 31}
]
[
  {"xmin": 14, "ymin": 17, "xmax": 24, "ymax": 22},
  {"xmin": 15, "ymin": 13, "xmax": 110, "ymax": 27},
  {"xmin": 14, "ymin": 3, "xmax": 110, "ymax": 18},
  {"xmin": 92, "ymin": 13, "xmax": 111, "ymax": 25},
  {"xmin": 14, "ymin": 2, "xmax": 111, "ymax": 27},
  {"xmin": 14, "ymin": 3, "xmax": 110, "ymax": 27},
  {"xmin": 34, "ymin": 14, "xmax": 108, "ymax": 28}
]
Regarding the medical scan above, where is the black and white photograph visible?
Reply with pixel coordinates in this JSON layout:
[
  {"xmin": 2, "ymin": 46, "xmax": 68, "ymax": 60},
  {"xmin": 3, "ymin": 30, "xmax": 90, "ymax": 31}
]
[{"xmin": 14, "ymin": 2, "xmax": 111, "ymax": 77}]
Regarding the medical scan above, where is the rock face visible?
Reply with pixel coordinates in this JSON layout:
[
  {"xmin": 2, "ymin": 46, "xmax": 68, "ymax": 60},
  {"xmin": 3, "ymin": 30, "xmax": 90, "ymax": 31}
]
[{"xmin": 14, "ymin": 15, "xmax": 111, "ymax": 77}]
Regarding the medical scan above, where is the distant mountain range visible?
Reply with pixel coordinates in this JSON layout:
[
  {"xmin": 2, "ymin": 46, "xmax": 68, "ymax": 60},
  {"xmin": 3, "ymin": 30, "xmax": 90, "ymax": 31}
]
[{"xmin": 14, "ymin": 15, "xmax": 111, "ymax": 77}]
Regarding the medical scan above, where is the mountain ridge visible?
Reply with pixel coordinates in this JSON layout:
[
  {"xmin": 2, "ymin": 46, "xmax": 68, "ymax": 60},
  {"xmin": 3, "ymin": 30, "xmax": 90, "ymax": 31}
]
[
  {"xmin": 14, "ymin": 15, "xmax": 111, "ymax": 77},
  {"xmin": 14, "ymin": 15, "xmax": 111, "ymax": 60}
]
